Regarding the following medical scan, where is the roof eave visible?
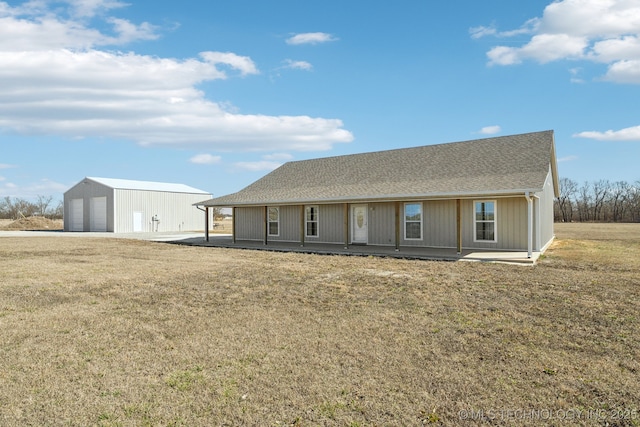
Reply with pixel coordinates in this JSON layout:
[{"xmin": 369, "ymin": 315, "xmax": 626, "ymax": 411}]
[{"xmin": 198, "ymin": 188, "xmax": 545, "ymax": 207}]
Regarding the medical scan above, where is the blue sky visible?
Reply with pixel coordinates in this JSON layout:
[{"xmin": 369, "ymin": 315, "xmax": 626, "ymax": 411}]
[{"xmin": 1, "ymin": 0, "xmax": 639, "ymax": 202}]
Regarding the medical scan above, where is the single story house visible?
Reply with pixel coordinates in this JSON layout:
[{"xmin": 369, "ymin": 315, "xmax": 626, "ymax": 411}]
[
  {"xmin": 64, "ymin": 177, "xmax": 211, "ymax": 233},
  {"xmin": 197, "ymin": 130, "xmax": 559, "ymax": 258}
]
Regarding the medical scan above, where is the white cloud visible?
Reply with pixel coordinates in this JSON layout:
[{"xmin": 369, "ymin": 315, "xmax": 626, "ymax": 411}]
[
  {"xmin": 0, "ymin": 0, "xmax": 158, "ymax": 50},
  {"xmin": 574, "ymin": 125, "xmax": 640, "ymax": 141},
  {"xmin": 558, "ymin": 155, "xmax": 579, "ymax": 162},
  {"xmin": 604, "ymin": 59, "xmax": 640, "ymax": 83},
  {"xmin": 190, "ymin": 154, "xmax": 222, "ymax": 165},
  {"xmin": 478, "ymin": 125, "xmax": 501, "ymax": 135},
  {"xmin": 469, "ymin": 25, "xmax": 497, "ymax": 39},
  {"xmin": 200, "ymin": 51, "xmax": 259, "ymax": 76},
  {"xmin": 0, "ymin": 163, "xmax": 17, "ymax": 169},
  {"xmin": 286, "ymin": 32, "xmax": 338, "ymax": 45},
  {"xmin": 0, "ymin": 1, "xmax": 353, "ymax": 152},
  {"xmin": 234, "ymin": 160, "xmax": 283, "ymax": 171},
  {"xmin": 470, "ymin": 18, "xmax": 539, "ymax": 40},
  {"xmin": 475, "ymin": 0, "xmax": 640, "ymax": 83},
  {"xmin": 283, "ymin": 59, "xmax": 313, "ymax": 71}
]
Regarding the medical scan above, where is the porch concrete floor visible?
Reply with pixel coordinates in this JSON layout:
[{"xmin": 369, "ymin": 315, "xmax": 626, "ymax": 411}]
[{"xmin": 170, "ymin": 234, "xmax": 540, "ymax": 265}]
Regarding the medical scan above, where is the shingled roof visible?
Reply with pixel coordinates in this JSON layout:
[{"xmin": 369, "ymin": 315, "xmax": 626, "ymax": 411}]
[{"xmin": 200, "ymin": 130, "xmax": 559, "ymax": 207}]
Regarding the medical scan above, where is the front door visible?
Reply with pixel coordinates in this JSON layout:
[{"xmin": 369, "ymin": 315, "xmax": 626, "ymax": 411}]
[
  {"xmin": 133, "ymin": 212, "xmax": 143, "ymax": 232},
  {"xmin": 351, "ymin": 204, "xmax": 368, "ymax": 244}
]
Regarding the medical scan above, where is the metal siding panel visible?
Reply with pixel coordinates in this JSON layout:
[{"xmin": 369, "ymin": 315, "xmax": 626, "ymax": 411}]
[
  {"xmin": 236, "ymin": 207, "xmax": 263, "ymax": 240},
  {"xmin": 424, "ymin": 200, "xmax": 456, "ymax": 247},
  {"xmin": 369, "ymin": 203, "xmax": 395, "ymax": 245},
  {"xmin": 463, "ymin": 198, "xmax": 527, "ymax": 250},
  {"xmin": 311, "ymin": 204, "xmax": 343, "ymax": 243},
  {"xmin": 268, "ymin": 206, "xmax": 301, "ymax": 242},
  {"xmin": 114, "ymin": 189, "xmax": 208, "ymax": 233}
]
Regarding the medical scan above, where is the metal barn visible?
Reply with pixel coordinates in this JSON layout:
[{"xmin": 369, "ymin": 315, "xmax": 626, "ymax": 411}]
[{"xmin": 63, "ymin": 177, "xmax": 211, "ymax": 233}]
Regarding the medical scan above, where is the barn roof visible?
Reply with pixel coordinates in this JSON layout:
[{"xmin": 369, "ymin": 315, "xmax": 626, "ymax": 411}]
[
  {"xmin": 85, "ymin": 177, "xmax": 210, "ymax": 195},
  {"xmin": 199, "ymin": 130, "xmax": 559, "ymax": 207}
]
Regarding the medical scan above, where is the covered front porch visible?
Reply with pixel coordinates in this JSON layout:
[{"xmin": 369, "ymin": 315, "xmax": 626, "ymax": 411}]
[{"xmin": 171, "ymin": 234, "xmax": 541, "ymax": 265}]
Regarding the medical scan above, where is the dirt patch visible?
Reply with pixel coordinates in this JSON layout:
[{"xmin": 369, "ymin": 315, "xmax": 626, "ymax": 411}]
[{"xmin": 0, "ymin": 216, "xmax": 63, "ymax": 230}]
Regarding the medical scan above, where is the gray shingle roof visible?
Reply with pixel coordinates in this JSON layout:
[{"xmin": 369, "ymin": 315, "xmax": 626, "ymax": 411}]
[{"xmin": 200, "ymin": 130, "xmax": 558, "ymax": 206}]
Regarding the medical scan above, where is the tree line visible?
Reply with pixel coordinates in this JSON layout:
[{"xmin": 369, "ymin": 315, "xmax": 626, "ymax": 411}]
[
  {"xmin": 554, "ymin": 178, "xmax": 640, "ymax": 223},
  {"xmin": 0, "ymin": 196, "xmax": 63, "ymax": 220}
]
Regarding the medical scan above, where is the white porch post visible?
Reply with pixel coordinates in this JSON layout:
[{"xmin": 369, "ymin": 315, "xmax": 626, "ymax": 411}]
[
  {"xmin": 205, "ymin": 207, "xmax": 209, "ymax": 242},
  {"xmin": 535, "ymin": 195, "xmax": 541, "ymax": 251},
  {"xmin": 526, "ymin": 192, "xmax": 533, "ymax": 258}
]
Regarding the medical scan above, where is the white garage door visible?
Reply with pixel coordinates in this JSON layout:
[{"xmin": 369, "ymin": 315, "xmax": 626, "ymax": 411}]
[
  {"xmin": 90, "ymin": 197, "xmax": 107, "ymax": 232},
  {"xmin": 70, "ymin": 198, "xmax": 83, "ymax": 231}
]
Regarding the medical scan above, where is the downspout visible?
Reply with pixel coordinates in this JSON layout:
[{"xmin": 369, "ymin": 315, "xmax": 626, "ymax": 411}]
[
  {"xmin": 527, "ymin": 192, "xmax": 533, "ymax": 258},
  {"xmin": 532, "ymin": 194, "xmax": 541, "ymax": 252}
]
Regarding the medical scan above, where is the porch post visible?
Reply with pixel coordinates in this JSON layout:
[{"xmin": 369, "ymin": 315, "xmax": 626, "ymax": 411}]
[
  {"xmin": 205, "ymin": 207, "xmax": 209, "ymax": 242},
  {"xmin": 263, "ymin": 206, "xmax": 268, "ymax": 245},
  {"xmin": 232, "ymin": 207, "xmax": 237, "ymax": 244},
  {"xmin": 300, "ymin": 205, "xmax": 305, "ymax": 247},
  {"xmin": 526, "ymin": 192, "xmax": 533, "ymax": 258},
  {"xmin": 344, "ymin": 203, "xmax": 349, "ymax": 249},
  {"xmin": 535, "ymin": 196, "xmax": 541, "ymax": 251},
  {"xmin": 395, "ymin": 202, "xmax": 400, "ymax": 251},
  {"xmin": 456, "ymin": 199, "xmax": 462, "ymax": 255}
]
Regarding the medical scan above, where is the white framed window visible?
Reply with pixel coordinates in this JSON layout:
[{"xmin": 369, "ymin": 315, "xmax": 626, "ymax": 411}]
[
  {"xmin": 305, "ymin": 205, "xmax": 319, "ymax": 237},
  {"xmin": 268, "ymin": 207, "xmax": 279, "ymax": 236},
  {"xmin": 404, "ymin": 202, "xmax": 423, "ymax": 240},
  {"xmin": 474, "ymin": 200, "xmax": 497, "ymax": 242}
]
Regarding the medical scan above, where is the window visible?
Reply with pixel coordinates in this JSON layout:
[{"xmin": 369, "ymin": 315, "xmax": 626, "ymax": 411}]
[
  {"xmin": 474, "ymin": 201, "xmax": 496, "ymax": 242},
  {"xmin": 268, "ymin": 207, "xmax": 279, "ymax": 236},
  {"xmin": 305, "ymin": 205, "xmax": 319, "ymax": 237},
  {"xmin": 404, "ymin": 202, "xmax": 422, "ymax": 240}
]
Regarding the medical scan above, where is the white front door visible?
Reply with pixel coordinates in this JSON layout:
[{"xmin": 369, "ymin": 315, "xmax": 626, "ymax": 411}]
[
  {"xmin": 351, "ymin": 204, "xmax": 368, "ymax": 244},
  {"xmin": 133, "ymin": 212, "xmax": 143, "ymax": 232}
]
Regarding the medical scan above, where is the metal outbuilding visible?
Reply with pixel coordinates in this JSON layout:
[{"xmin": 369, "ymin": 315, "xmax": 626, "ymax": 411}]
[{"xmin": 63, "ymin": 177, "xmax": 211, "ymax": 233}]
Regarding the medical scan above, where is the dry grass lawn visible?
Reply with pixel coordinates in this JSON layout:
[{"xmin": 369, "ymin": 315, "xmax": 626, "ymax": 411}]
[{"xmin": 0, "ymin": 223, "xmax": 639, "ymax": 426}]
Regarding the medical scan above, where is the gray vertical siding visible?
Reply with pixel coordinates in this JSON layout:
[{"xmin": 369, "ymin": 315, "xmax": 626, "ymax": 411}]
[
  {"xmin": 230, "ymin": 193, "xmax": 549, "ymax": 252},
  {"xmin": 399, "ymin": 200, "xmax": 457, "ymax": 247},
  {"xmin": 368, "ymin": 203, "xmax": 395, "ymax": 246},
  {"xmin": 312, "ymin": 204, "xmax": 344, "ymax": 243},
  {"xmin": 461, "ymin": 197, "xmax": 528, "ymax": 250},
  {"xmin": 113, "ymin": 189, "xmax": 206, "ymax": 233},
  {"xmin": 268, "ymin": 205, "xmax": 301, "ymax": 242},
  {"xmin": 235, "ymin": 207, "xmax": 263, "ymax": 240},
  {"xmin": 424, "ymin": 200, "xmax": 457, "ymax": 248}
]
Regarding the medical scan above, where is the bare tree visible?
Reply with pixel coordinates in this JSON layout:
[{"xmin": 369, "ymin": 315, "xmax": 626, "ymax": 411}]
[
  {"xmin": 36, "ymin": 195, "xmax": 53, "ymax": 217},
  {"xmin": 606, "ymin": 181, "xmax": 629, "ymax": 222},
  {"xmin": 629, "ymin": 182, "xmax": 640, "ymax": 222},
  {"xmin": 556, "ymin": 178, "xmax": 577, "ymax": 222},
  {"xmin": 591, "ymin": 180, "xmax": 609, "ymax": 221},
  {"xmin": 52, "ymin": 200, "xmax": 64, "ymax": 219}
]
